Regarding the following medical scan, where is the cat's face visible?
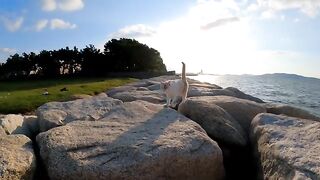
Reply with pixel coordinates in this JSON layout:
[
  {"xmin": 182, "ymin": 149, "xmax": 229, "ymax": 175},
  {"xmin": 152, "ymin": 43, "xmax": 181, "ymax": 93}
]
[{"xmin": 160, "ymin": 81, "xmax": 170, "ymax": 91}]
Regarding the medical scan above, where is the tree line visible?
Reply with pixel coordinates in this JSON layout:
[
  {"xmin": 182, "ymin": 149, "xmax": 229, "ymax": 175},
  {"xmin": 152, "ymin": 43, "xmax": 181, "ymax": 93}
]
[{"xmin": 0, "ymin": 38, "xmax": 167, "ymax": 80}]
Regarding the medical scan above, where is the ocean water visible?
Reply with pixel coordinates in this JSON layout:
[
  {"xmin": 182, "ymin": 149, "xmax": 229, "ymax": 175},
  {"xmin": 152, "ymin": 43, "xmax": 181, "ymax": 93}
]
[{"xmin": 189, "ymin": 74, "xmax": 320, "ymax": 117}]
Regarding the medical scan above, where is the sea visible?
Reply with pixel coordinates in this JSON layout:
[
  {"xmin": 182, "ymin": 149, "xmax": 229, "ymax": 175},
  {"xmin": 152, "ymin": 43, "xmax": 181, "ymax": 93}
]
[{"xmin": 189, "ymin": 74, "xmax": 320, "ymax": 117}]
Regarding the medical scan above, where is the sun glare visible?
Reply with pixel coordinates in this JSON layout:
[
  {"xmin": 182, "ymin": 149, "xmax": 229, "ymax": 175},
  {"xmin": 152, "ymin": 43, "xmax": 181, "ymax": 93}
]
[{"xmin": 136, "ymin": 1, "xmax": 257, "ymax": 75}]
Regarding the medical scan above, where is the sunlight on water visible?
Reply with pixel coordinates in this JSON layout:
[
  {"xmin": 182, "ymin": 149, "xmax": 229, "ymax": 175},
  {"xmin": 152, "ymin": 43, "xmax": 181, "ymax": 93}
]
[{"xmin": 189, "ymin": 75, "xmax": 320, "ymax": 117}]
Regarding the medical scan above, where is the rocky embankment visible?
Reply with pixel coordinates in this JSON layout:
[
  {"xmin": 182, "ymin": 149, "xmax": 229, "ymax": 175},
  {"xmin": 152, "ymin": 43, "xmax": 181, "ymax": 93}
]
[{"xmin": 0, "ymin": 75, "xmax": 319, "ymax": 180}]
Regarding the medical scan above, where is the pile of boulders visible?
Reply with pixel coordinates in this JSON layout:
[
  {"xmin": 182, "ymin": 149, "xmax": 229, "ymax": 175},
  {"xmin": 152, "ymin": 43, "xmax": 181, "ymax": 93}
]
[{"xmin": 0, "ymin": 75, "xmax": 319, "ymax": 179}]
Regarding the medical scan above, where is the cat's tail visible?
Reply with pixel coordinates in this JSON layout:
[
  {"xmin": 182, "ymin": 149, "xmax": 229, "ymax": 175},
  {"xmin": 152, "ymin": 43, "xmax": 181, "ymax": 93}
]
[{"xmin": 181, "ymin": 62, "xmax": 187, "ymax": 83}]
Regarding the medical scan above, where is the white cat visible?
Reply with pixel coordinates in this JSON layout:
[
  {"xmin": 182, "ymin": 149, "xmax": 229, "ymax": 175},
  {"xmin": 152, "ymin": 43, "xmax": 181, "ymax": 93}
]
[{"xmin": 160, "ymin": 62, "xmax": 189, "ymax": 108}]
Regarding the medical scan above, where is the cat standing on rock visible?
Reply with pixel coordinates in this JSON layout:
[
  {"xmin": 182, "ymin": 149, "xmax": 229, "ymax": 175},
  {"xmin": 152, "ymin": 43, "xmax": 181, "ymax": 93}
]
[{"xmin": 160, "ymin": 62, "xmax": 189, "ymax": 108}]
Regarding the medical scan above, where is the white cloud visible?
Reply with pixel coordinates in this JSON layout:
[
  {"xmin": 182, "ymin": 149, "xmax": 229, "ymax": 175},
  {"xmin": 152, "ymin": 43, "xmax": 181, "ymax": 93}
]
[
  {"xmin": 110, "ymin": 24, "xmax": 156, "ymax": 39},
  {"xmin": 0, "ymin": 48, "xmax": 16, "ymax": 54},
  {"xmin": 261, "ymin": 10, "xmax": 276, "ymax": 19},
  {"xmin": 1, "ymin": 17, "xmax": 24, "ymax": 32},
  {"xmin": 42, "ymin": 0, "xmax": 84, "ymax": 12},
  {"xmin": 35, "ymin": 19, "xmax": 49, "ymax": 31},
  {"xmin": 201, "ymin": 17, "xmax": 239, "ymax": 30},
  {"xmin": 42, "ymin": 0, "xmax": 56, "ymax": 11},
  {"xmin": 50, "ymin": 18, "xmax": 77, "ymax": 30},
  {"xmin": 256, "ymin": 0, "xmax": 320, "ymax": 17}
]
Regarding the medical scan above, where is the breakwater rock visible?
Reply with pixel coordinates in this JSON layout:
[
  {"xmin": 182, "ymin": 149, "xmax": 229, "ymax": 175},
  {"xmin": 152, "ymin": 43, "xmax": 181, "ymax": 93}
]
[{"xmin": 0, "ymin": 75, "xmax": 319, "ymax": 180}]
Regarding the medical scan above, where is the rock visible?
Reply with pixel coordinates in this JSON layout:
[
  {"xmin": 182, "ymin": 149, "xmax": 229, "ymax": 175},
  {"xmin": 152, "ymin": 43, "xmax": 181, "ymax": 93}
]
[
  {"xmin": 136, "ymin": 87, "xmax": 149, "ymax": 91},
  {"xmin": 225, "ymin": 87, "xmax": 264, "ymax": 103},
  {"xmin": 70, "ymin": 94, "xmax": 92, "ymax": 100},
  {"xmin": 0, "ymin": 114, "xmax": 39, "ymax": 138},
  {"xmin": 106, "ymin": 86, "xmax": 137, "ymax": 96},
  {"xmin": 187, "ymin": 96, "xmax": 266, "ymax": 132},
  {"xmin": 37, "ymin": 101, "xmax": 225, "ymax": 180},
  {"xmin": 109, "ymin": 90, "xmax": 165, "ymax": 104},
  {"xmin": 188, "ymin": 87, "xmax": 264, "ymax": 103},
  {"xmin": 36, "ymin": 95, "xmax": 122, "ymax": 132},
  {"xmin": 178, "ymin": 99, "xmax": 247, "ymax": 146},
  {"xmin": 251, "ymin": 113, "xmax": 320, "ymax": 179},
  {"xmin": 264, "ymin": 103, "xmax": 320, "ymax": 121},
  {"xmin": 0, "ymin": 135, "xmax": 36, "ymax": 180},
  {"xmin": 147, "ymin": 83, "xmax": 160, "ymax": 91},
  {"xmin": 190, "ymin": 83, "xmax": 222, "ymax": 89},
  {"xmin": 0, "ymin": 126, "xmax": 5, "ymax": 135}
]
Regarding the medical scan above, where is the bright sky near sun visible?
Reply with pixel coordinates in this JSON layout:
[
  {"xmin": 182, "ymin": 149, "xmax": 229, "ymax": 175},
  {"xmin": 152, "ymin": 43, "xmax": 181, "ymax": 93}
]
[{"xmin": 0, "ymin": 0, "xmax": 319, "ymax": 78}]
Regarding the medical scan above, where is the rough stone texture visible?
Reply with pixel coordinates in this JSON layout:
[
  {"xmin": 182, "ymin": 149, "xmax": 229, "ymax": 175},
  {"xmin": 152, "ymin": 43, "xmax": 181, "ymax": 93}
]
[
  {"xmin": 37, "ymin": 101, "xmax": 225, "ymax": 180},
  {"xmin": 109, "ymin": 89, "xmax": 165, "ymax": 104},
  {"xmin": 0, "ymin": 126, "xmax": 5, "ymax": 136},
  {"xmin": 178, "ymin": 99, "xmax": 247, "ymax": 146},
  {"xmin": 106, "ymin": 86, "xmax": 138, "ymax": 96},
  {"xmin": 189, "ymin": 83, "xmax": 222, "ymax": 89},
  {"xmin": 0, "ymin": 135, "xmax": 36, "ymax": 180},
  {"xmin": 188, "ymin": 87, "xmax": 264, "ymax": 103},
  {"xmin": 251, "ymin": 113, "xmax": 320, "ymax": 180},
  {"xmin": 70, "ymin": 94, "xmax": 92, "ymax": 100},
  {"xmin": 264, "ymin": 103, "xmax": 320, "ymax": 121},
  {"xmin": 0, "ymin": 114, "xmax": 38, "ymax": 138},
  {"xmin": 187, "ymin": 96, "xmax": 266, "ymax": 132},
  {"xmin": 36, "ymin": 94, "xmax": 122, "ymax": 132},
  {"xmin": 147, "ymin": 83, "xmax": 160, "ymax": 91}
]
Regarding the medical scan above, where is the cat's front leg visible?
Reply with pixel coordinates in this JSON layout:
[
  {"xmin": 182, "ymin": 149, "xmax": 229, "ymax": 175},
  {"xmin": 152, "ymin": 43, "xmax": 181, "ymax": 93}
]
[{"xmin": 164, "ymin": 97, "xmax": 171, "ymax": 107}]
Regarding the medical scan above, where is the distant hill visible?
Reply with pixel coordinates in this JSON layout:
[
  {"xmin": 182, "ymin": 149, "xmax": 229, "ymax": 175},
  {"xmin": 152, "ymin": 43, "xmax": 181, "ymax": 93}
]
[{"xmin": 256, "ymin": 73, "xmax": 320, "ymax": 81}]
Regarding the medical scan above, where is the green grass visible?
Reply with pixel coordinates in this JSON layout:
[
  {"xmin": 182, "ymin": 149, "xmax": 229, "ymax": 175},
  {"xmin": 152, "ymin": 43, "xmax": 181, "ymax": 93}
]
[{"xmin": 0, "ymin": 77, "xmax": 136, "ymax": 114}]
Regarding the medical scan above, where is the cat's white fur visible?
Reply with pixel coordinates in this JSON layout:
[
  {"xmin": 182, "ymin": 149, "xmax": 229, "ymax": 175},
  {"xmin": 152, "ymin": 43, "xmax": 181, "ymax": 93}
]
[{"xmin": 160, "ymin": 62, "xmax": 188, "ymax": 107}]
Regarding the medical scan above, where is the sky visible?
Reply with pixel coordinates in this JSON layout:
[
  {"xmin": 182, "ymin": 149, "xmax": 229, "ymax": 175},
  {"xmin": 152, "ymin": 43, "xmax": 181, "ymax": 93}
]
[{"xmin": 0, "ymin": 0, "xmax": 319, "ymax": 78}]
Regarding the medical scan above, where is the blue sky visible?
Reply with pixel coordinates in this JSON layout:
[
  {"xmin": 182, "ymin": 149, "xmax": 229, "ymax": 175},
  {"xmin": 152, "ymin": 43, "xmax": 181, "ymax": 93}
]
[{"xmin": 0, "ymin": 0, "xmax": 319, "ymax": 78}]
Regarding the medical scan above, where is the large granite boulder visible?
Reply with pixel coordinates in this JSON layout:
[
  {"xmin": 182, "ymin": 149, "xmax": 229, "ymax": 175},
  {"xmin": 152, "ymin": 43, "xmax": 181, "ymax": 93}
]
[
  {"xmin": 0, "ymin": 135, "xmax": 36, "ymax": 180},
  {"xmin": 251, "ymin": 113, "xmax": 320, "ymax": 179},
  {"xmin": 108, "ymin": 89, "xmax": 165, "ymax": 104},
  {"xmin": 37, "ymin": 101, "xmax": 225, "ymax": 180},
  {"xmin": 36, "ymin": 93, "xmax": 122, "ymax": 132},
  {"xmin": 264, "ymin": 103, "xmax": 320, "ymax": 121},
  {"xmin": 188, "ymin": 87, "xmax": 264, "ymax": 103},
  {"xmin": 178, "ymin": 99, "xmax": 247, "ymax": 146},
  {"xmin": 0, "ymin": 114, "xmax": 38, "ymax": 138},
  {"xmin": 0, "ymin": 126, "xmax": 5, "ymax": 136},
  {"xmin": 186, "ymin": 96, "xmax": 266, "ymax": 132}
]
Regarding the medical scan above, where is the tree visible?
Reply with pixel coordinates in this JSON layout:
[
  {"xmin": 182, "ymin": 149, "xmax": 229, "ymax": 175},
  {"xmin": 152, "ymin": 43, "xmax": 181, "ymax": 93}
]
[
  {"xmin": 80, "ymin": 44, "xmax": 108, "ymax": 76},
  {"xmin": 36, "ymin": 50, "xmax": 60, "ymax": 78},
  {"xmin": 104, "ymin": 38, "xmax": 167, "ymax": 72}
]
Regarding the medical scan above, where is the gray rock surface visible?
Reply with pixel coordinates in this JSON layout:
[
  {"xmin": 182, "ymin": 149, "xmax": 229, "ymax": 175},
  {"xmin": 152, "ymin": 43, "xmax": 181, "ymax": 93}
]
[
  {"xmin": 178, "ymin": 98, "xmax": 247, "ymax": 146},
  {"xmin": 264, "ymin": 103, "xmax": 320, "ymax": 121},
  {"xmin": 0, "ymin": 135, "xmax": 36, "ymax": 180},
  {"xmin": 109, "ymin": 89, "xmax": 165, "ymax": 104},
  {"xmin": 0, "ymin": 126, "xmax": 5, "ymax": 136},
  {"xmin": 251, "ymin": 113, "xmax": 320, "ymax": 180},
  {"xmin": 36, "ymin": 93, "xmax": 122, "ymax": 132},
  {"xmin": 0, "ymin": 114, "xmax": 38, "ymax": 138},
  {"xmin": 188, "ymin": 87, "xmax": 264, "ymax": 103},
  {"xmin": 37, "ymin": 101, "xmax": 225, "ymax": 180},
  {"xmin": 187, "ymin": 96, "xmax": 266, "ymax": 132}
]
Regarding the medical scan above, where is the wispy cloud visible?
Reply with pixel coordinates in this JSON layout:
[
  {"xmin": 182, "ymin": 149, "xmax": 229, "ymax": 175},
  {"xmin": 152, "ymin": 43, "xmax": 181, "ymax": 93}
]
[
  {"xmin": 42, "ymin": 0, "xmax": 84, "ymax": 12},
  {"xmin": 35, "ymin": 19, "xmax": 49, "ymax": 31},
  {"xmin": 1, "ymin": 17, "xmax": 24, "ymax": 32},
  {"xmin": 201, "ymin": 17, "xmax": 239, "ymax": 30},
  {"xmin": 50, "ymin": 18, "xmax": 77, "ymax": 30},
  {"xmin": 110, "ymin": 24, "xmax": 156, "ymax": 39},
  {"xmin": 256, "ymin": 0, "xmax": 320, "ymax": 17},
  {"xmin": 0, "ymin": 48, "xmax": 16, "ymax": 54}
]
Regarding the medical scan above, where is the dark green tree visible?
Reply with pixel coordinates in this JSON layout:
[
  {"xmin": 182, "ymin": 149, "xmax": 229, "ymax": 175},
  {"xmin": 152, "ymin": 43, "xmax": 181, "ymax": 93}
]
[
  {"xmin": 80, "ymin": 44, "xmax": 107, "ymax": 76},
  {"xmin": 36, "ymin": 50, "xmax": 60, "ymax": 77},
  {"xmin": 104, "ymin": 38, "xmax": 167, "ymax": 72}
]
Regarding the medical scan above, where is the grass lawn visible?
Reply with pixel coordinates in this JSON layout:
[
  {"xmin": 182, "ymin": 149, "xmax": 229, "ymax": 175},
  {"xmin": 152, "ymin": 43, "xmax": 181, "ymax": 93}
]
[{"xmin": 0, "ymin": 77, "xmax": 136, "ymax": 114}]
